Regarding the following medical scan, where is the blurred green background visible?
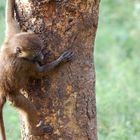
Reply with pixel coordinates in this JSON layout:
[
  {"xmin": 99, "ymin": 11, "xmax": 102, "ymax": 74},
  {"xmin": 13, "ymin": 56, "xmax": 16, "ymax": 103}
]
[
  {"xmin": 96, "ymin": 0, "xmax": 140, "ymax": 140},
  {"xmin": 0, "ymin": 0, "xmax": 140, "ymax": 139}
]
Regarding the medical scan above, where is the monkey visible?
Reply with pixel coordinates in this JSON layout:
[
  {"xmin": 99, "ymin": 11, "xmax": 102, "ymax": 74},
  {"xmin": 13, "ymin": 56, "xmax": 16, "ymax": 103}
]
[{"xmin": 0, "ymin": 0, "xmax": 73, "ymax": 140}]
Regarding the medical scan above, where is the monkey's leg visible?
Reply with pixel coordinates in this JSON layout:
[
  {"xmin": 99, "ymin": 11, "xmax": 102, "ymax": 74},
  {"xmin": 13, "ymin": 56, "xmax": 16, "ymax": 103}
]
[
  {"xmin": 7, "ymin": 94, "xmax": 52, "ymax": 136},
  {"xmin": 0, "ymin": 96, "xmax": 6, "ymax": 140}
]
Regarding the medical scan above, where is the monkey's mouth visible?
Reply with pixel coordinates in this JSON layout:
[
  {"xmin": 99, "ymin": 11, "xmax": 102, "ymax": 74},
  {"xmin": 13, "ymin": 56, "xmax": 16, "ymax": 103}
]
[
  {"xmin": 32, "ymin": 57, "xmax": 44, "ymax": 66},
  {"xmin": 37, "ymin": 60, "xmax": 43, "ymax": 66}
]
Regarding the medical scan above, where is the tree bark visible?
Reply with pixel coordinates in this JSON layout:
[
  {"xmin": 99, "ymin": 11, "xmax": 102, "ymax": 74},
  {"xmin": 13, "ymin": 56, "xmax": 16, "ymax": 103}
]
[{"xmin": 16, "ymin": 0, "xmax": 99, "ymax": 140}]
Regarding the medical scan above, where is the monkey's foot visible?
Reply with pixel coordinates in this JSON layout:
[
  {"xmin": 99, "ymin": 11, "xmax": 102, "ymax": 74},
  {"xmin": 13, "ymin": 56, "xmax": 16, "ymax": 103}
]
[
  {"xmin": 30, "ymin": 123, "xmax": 53, "ymax": 136},
  {"xmin": 42, "ymin": 124, "xmax": 53, "ymax": 134}
]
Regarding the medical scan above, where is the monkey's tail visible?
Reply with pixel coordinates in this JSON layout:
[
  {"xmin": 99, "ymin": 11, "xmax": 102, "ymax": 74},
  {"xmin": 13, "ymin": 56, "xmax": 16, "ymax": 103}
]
[{"xmin": 0, "ymin": 96, "xmax": 6, "ymax": 140}]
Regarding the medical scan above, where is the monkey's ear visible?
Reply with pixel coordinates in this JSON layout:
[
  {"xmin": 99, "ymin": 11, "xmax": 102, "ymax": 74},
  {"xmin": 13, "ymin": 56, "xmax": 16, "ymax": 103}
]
[{"xmin": 16, "ymin": 47, "xmax": 22, "ymax": 54}]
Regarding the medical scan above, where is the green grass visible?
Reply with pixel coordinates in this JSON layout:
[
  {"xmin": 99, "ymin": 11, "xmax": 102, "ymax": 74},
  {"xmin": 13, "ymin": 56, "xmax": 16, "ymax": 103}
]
[{"xmin": 0, "ymin": 0, "xmax": 140, "ymax": 140}]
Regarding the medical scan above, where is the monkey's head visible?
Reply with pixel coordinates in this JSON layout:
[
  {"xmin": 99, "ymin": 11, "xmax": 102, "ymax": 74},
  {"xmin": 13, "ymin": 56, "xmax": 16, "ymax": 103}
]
[{"xmin": 11, "ymin": 32, "xmax": 44, "ymax": 63}]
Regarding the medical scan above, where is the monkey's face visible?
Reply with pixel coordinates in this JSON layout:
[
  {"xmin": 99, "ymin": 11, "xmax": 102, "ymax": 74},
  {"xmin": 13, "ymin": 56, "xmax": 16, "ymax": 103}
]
[
  {"xmin": 15, "ymin": 46, "xmax": 44, "ymax": 63},
  {"xmin": 12, "ymin": 33, "xmax": 44, "ymax": 64}
]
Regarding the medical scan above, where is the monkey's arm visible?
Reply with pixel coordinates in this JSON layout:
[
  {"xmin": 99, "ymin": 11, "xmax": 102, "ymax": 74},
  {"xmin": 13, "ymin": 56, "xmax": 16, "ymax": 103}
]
[
  {"xmin": 36, "ymin": 51, "xmax": 73, "ymax": 73},
  {"xmin": 5, "ymin": 0, "xmax": 20, "ymax": 41}
]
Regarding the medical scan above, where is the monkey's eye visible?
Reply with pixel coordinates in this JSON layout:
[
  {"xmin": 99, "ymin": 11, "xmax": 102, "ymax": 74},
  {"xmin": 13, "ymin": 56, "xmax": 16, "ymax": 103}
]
[{"xmin": 16, "ymin": 47, "xmax": 22, "ymax": 54}]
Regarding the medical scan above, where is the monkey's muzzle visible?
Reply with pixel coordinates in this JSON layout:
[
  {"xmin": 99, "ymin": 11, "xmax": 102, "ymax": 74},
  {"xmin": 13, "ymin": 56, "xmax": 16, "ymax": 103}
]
[{"xmin": 33, "ymin": 52, "xmax": 44, "ymax": 65}]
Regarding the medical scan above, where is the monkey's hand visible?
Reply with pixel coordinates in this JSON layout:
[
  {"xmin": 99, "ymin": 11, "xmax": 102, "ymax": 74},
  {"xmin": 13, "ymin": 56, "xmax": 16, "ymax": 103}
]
[{"xmin": 59, "ymin": 50, "xmax": 74, "ymax": 63}]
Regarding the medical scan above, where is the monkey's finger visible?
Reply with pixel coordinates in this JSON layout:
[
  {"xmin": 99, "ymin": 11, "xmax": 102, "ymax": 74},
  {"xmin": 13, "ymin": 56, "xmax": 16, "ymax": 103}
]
[
  {"xmin": 64, "ymin": 52, "xmax": 74, "ymax": 61},
  {"xmin": 67, "ymin": 51, "xmax": 74, "ymax": 58},
  {"xmin": 62, "ymin": 51, "xmax": 74, "ymax": 58},
  {"xmin": 62, "ymin": 50, "xmax": 73, "ymax": 57}
]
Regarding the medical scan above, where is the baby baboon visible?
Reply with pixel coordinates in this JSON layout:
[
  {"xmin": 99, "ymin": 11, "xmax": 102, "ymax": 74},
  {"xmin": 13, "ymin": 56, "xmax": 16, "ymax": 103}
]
[{"xmin": 0, "ymin": 0, "xmax": 73, "ymax": 140}]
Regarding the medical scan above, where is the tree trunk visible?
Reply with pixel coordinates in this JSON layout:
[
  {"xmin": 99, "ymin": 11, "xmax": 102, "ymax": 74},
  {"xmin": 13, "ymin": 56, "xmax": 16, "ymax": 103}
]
[{"xmin": 16, "ymin": 0, "xmax": 99, "ymax": 140}]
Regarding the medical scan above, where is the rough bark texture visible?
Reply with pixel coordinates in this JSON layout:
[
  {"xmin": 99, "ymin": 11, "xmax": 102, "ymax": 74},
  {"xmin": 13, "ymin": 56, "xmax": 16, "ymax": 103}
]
[{"xmin": 15, "ymin": 0, "xmax": 99, "ymax": 140}]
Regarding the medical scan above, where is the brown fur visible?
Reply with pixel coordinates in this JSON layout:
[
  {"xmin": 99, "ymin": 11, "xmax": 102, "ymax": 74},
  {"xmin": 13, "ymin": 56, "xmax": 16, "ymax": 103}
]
[{"xmin": 0, "ymin": 0, "xmax": 73, "ymax": 140}]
